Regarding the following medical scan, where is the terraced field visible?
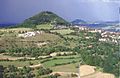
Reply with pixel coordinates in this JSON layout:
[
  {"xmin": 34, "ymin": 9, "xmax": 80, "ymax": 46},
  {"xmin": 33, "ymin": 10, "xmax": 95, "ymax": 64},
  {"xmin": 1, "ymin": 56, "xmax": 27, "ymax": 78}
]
[
  {"xmin": 0, "ymin": 27, "xmax": 118, "ymax": 78},
  {"xmin": 51, "ymin": 29, "xmax": 75, "ymax": 35}
]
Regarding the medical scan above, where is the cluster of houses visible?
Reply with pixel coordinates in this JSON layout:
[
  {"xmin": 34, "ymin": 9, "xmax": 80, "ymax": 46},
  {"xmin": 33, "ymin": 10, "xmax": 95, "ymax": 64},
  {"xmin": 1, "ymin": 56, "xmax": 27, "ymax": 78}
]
[
  {"xmin": 74, "ymin": 25, "xmax": 120, "ymax": 43},
  {"xmin": 73, "ymin": 25, "xmax": 102, "ymax": 33},
  {"xmin": 17, "ymin": 25, "xmax": 119, "ymax": 43},
  {"xmin": 18, "ymin": 31, "xmax": 43, "ymax": 38},
  {"xmin": 53, "ymin": 25, "xmax": 69, "ymax": 29},
  {"xmin": 99, "ymin": 31, "xmax": 120, "ymax": 43}
]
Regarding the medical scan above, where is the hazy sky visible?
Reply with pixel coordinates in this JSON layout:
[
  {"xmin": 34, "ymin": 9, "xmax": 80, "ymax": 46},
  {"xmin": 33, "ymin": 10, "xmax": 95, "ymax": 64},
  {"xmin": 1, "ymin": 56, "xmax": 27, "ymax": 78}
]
[{"xmin": 0, "ymin": 0, "xmax": 120, "ymax": 24}]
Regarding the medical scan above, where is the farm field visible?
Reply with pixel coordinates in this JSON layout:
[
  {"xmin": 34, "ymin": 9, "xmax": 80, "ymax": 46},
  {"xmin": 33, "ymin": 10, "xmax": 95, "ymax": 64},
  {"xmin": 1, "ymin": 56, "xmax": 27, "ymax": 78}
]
[
  {"xmin": 51, "ymin": 29, "xmax": 75, "ymax": 35},
  {"xmin": 51, "ymin": 63, "xmax": 78, "ymax": 73},
  {"xmin": 0, "ymin": 55, "xmax": 79, "ymax": 67},
  {"xmin": 0, "ymin": 60, "xmax": 39, "ymax": 67},
  {"xmin": 43, "ymin": 57, "xmax": 80, "ymax": 67},
  {"xmin": 23, "ymin": 32, "xmax": 62, "ymax": 42},
  {"xmin": 0, "ymin": 28, "xmax": 32, "ymax": 32}
]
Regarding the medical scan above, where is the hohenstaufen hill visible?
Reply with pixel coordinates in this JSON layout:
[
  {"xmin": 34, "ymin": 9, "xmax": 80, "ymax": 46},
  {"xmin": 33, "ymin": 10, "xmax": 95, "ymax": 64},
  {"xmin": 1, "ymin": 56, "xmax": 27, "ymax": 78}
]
[{"xmin": 20, "ymin": 11, "xmax": 70, "ymax": 28}]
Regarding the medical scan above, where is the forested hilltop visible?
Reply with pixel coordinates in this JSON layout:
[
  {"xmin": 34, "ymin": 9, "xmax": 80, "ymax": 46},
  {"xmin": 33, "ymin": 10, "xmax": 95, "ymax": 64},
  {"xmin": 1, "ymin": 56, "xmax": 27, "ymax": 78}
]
[{"xmin": 19, "ymin": 11, "xmax": 70, "ymax": 28}]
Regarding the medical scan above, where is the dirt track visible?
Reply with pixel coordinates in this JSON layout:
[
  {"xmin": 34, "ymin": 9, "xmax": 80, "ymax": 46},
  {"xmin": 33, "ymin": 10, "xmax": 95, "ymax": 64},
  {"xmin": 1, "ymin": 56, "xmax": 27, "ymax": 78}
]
[
  {"xmin": 81, "ymin": 72, "xmax": 115, "ymax": 78},
  {"xmin": 80, "ymin": 65, "xmax": 115, "ymax": 78},
  {"xmin": 80, "ymin": 65, "xmax": 96, "ymax": 76},
  {"xmin": 18, "ymin": 64, "xmax": 42, "ymax": 69}
]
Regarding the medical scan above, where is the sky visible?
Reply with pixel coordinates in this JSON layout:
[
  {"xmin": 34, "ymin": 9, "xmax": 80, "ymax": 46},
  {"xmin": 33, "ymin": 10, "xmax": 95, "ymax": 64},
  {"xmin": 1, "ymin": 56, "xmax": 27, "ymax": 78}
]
[{"xmin": 0, "ymin": 0, "xmax": 120, "ymax": 24}]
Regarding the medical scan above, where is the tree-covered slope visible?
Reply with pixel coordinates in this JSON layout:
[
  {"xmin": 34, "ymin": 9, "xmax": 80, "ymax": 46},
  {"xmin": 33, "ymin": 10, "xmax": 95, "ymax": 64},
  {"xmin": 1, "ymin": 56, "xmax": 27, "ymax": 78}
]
[{"xmin": 21, "ymin": 11, "xmax": 69, "ymax": 28}]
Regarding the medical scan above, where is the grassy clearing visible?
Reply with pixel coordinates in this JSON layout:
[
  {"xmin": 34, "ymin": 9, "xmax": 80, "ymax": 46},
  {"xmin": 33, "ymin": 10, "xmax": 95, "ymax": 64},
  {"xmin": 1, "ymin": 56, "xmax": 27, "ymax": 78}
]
[
  {"xmin": 43, "ymin": 57, "xmax": 80, "ymax": 67},
  {"xmin": 0, "ymin": 28, "xmax": 32, "ymax": 32},
  {"xmin": 21, "ymin": 32, "xmax": 63, "ymax": 42},
  {"xmin": 51, "ymin": 63, "xmax": 78, "ymax": 73},
  {"xmin": 36, "ymin": 24, "xmax": 53, "ymax": 29},
  {"xmin": 0, "ymin": 60, "xmax": 41, "ymax": 67},
  {"xmin": 51, "ymin": 29, "xmax": 74, "ymax": 35},
  {"xmin": 57, "ymin": 38, "xmax": 79, "ymax": 48},
  {"xmin": 64, "ymin": 35, "xmax": 78, "ymax": 39},
  {"xmin": 0, "ymin": 32, "xmax": 64, "ymax": 49},
  {"xmin": 0, "ymin": 55, "xmax": 79, "ymax": 67},
  {"xmin": 0, "ymin": 28, "xmax": 33, "ymax": 38},
  {"xmin": 68, "ymin": 41, "xmax": 78, "ymax": 48}
]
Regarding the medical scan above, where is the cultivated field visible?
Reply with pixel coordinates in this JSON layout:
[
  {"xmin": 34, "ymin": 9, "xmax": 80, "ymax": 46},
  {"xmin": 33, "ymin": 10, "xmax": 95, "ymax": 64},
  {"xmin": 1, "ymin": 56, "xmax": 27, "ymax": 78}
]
[{"xmin": 51, "ymin": 29, "xmax": 75, "ymax": 35}]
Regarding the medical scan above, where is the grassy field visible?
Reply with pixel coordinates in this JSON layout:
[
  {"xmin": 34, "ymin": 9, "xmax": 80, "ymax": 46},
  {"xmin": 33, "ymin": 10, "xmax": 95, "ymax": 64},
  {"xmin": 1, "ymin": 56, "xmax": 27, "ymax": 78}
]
[
  {"xmin": 0, "ymin": 60, "xmax": 41, "ymax": 67},
  {"xmin": 64, "ymin": 35, "xmax": 79, "ymax": 39},
  {"xmin": 0, "ymin": 55, "xmax": 80, "ymax": 67},
  {"xmin": 43, "ymin": 57, "xmax": 80, "ymax": 67},
  {"xmin": 36, "ymin": 24, "xmax": 53, "ymax": 29},
  {"xmin": 51, "ymin": 63, "xmax": 78, "ymax": 73},
  {"xmin": 0, "ymin": 32, "xmax": 64, "ymax": 49},
  {"xmin": 0, "ymin": 28, "xmax": 32, "ymax": 32},
  {"xmin": 51, "ymin": 29, "xmax": 75, "ymax": 35},
  {"xmin": 22, "ymin": 32, "xmax": 63, "ymax": 42},
  {"xmin": 0, "ymin": 28, "xmax": 32, "ymax": 38}
]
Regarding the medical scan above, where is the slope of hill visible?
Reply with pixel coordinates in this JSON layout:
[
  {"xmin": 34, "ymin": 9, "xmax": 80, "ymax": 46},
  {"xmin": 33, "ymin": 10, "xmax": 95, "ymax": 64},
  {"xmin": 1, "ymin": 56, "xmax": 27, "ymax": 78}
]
[{"xmin": 21, "ymin": 11, "xmax": 69, "ymax": 28}]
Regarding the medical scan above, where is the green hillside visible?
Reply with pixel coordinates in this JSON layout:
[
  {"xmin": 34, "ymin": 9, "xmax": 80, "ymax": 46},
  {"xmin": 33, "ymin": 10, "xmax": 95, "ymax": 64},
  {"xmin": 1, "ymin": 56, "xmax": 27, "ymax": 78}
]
[{"xmin": 20, "ymin": 11, "xmax": 70, "ymax": 28}]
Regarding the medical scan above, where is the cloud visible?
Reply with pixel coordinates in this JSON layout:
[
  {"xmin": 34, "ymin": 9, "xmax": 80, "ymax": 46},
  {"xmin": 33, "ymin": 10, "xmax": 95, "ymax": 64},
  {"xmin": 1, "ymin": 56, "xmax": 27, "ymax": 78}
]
[
  {"xmin": 79, "ymin": 0, "xmax": 120, "ymax": 2},
  {"xmin": 101, "ymin": 0, "xmax": 120, "ymax": 2}
]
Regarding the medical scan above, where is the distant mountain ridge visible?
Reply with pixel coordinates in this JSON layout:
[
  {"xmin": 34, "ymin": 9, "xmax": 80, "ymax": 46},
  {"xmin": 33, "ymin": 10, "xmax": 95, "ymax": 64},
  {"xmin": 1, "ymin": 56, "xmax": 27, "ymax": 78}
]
[
  {"xmin": 71, "ymin": 19, "xmax": 87, "ymax": 25},
  {"xmin": 72, "ymin": 19, "xmax": 120, "ymax": 32},
  {"xmin": 0, "ymin": 23, "xmax": 18, "ymax": 28}
]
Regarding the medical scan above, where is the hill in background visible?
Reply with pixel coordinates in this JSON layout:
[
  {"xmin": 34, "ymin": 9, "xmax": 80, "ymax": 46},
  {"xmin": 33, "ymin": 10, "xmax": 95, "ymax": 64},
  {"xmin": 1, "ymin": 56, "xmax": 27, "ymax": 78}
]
[
  {"xmin": 71, "ymin": 19, "xmax": 87, "ymax": 25},
  {"xmin": 20, "ymin": 11, "xmax": 70, "ymax": 28}
]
